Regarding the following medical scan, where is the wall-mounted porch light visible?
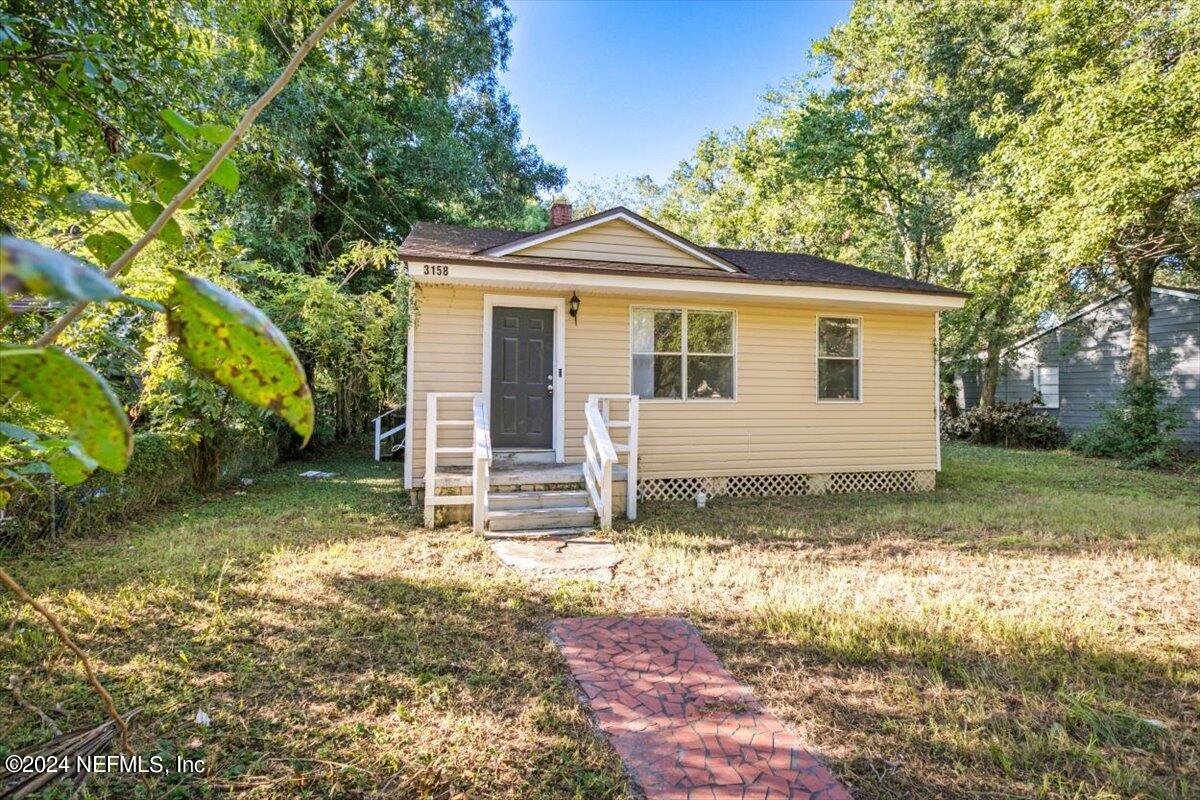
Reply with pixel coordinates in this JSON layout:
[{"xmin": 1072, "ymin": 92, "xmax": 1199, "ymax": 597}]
[{"xmin": 569, "ymin": 291, "xmax": 581, "ymax": 324}]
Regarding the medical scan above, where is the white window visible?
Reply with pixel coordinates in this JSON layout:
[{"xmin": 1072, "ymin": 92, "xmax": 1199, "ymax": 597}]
[
  {"xmin": 817, "ymin": 316, "xmax": 861, "ymax": 401},
  {"xmin": 1034, "ymin": 365, "xmax": 1059, "ymax": 408},
  {"xmin": 631, "ymin": 308, "xmax": 735, "ymax": 400}
]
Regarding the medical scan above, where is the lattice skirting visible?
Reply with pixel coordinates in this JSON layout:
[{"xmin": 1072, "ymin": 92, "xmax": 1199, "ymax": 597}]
[{"xmin": 637, "ymin": 469, "xmax": 936, "ymax": 502}]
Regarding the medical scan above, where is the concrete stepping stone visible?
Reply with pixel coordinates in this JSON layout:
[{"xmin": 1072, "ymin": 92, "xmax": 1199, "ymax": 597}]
[
  {"xmin": 489, "ymin": 538, "xmax": 622, "ymax": 581},
  {"xmin": 550, "ymin": 617, "xmax": 853, "ymax": 800}
]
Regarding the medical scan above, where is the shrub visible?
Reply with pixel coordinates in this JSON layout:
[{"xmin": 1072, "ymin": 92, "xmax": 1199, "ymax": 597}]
[
  {"xmin": 1071, "ymin": 376, "xmax": 1185, "ymax": 468},
  {"xmin": 0, "ymin": 430, "xmax": 277, "ymax": 550},
  {"xmin": 942, "ymin": 399, "xmax": 1068, "ymax": 449}
]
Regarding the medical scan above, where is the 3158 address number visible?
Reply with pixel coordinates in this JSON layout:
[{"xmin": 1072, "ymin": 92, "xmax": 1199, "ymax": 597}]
[{"xmin": 422, "ymin": 265, "xmax": 449, "ymax": 277}]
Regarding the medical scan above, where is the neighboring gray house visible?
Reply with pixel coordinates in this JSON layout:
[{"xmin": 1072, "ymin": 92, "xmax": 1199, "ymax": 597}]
[{"xmin": 957, "ymin": 287, "xmax": 1200, "ymax": 448}]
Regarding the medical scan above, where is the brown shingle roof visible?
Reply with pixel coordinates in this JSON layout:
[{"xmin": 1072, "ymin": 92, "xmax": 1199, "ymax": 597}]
[{"xmin": 398, "ymin": 217, "xmax": 969, "ymax": 298}]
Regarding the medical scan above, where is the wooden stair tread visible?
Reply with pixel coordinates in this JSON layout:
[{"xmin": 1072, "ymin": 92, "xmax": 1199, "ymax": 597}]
[
  {"xmin": 483, "ymin": 527, "xmax": 595, "ymax": 540},
  {"xmin": 488, "ymin": 506, "xmax": 594, "ymax": 518}
]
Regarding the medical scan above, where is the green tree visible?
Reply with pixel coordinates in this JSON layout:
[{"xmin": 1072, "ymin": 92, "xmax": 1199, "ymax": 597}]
[
  {"xmin": 0, "ymin": 0, "xmax": 214, "ymax": 235},
  {"xmin": 1, "ymin": 5, "xmax": 352, "ymax": 774},
  {"xmin": 233, "ymin": 240, "xmax": 406, "ymax": 441},
  {"xmin": 206, "ymin": 2, "xmax": 564, "ymax": 441},
  {"xmin": 569, "ymin": 175, "xmax": 663, "ymax": 219},
  {"xmin": 653, "ymin": 0, "xmax": 1036, "ymax": 292},
  {"xmin": 223, "ymin": 0, "xmax": 564, "ymax": 280},
  {"xmin": 951, "ymin": 0, "xmax": 1200, "ymax": 388},
  {"xmin": 3, "ymin": 1, "xmax": 562, "ymax": 450}
]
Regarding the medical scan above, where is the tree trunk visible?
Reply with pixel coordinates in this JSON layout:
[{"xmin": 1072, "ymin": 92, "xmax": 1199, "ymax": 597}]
[
  {"xmin": 901, "ymin": 234, "xmax": 918, "ymax": 281},
  {"xmin": 942, "ymin": 379, "xmax": 961, "ymax": 419},
  {"xmin": 1126, "ymin": 261, "xmax": 1154, "ymax": 386},
  {"xmin": 976, "ymin": 336, "xmax": 1005, "ymax": 444},
  {"xmin": 1122, "ymin": 194, "xmax": 1173, "ymax": 386},
  {"xmin": 192, "ymin": 435, "xmax": 222, "ymax": 490},
  {"xmin": 979, "ymin": 337, "xmax": 1002, "ymax": 409},
  {"xmin": 976, "ymin": 284, "xmax": 1017, "ymax": 445}
]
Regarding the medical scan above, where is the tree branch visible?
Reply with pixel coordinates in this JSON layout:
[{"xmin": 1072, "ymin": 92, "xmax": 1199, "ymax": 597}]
[
  {"xmin": 0, "ymin": 568, "xmax": 136, "ymax": 756},
  {"xmin": 35, "ymin": 0, "xmax": 358, "ymax": 347}
]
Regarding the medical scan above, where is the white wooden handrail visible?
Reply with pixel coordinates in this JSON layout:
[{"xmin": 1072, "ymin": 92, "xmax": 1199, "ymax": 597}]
[
  {"xmin": 424, "ymin": 392, "xmax": 483, "ymax": 528},
  {"xmin": 372, "ymin": 406, "xmax": 406, "ymax": 461},
  {"xmin": 582, "ymin": 394, "xmax": 639, "ymax": 528},
  {"xmin": 472, "ymin": 395, "xmax": 492, "ymax": 533},
  {"xmin": 583, "ymin": 403, "xmax": 616, "ymax": 530}
]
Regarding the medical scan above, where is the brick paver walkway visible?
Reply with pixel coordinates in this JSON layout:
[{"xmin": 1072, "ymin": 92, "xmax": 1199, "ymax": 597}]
[{"xmin": 550, "ymin": 617, "xmax": 853, "ymax": 800}]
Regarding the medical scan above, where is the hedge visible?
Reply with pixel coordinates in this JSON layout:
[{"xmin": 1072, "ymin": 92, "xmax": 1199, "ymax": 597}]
[{"xmin": 0, "ymin": 430, "xmax": 278, "ymax": 550}]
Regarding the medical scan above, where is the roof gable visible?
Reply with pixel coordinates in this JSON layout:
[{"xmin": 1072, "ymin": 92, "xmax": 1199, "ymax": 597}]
[
  {"xmin": 397, "ymin": 218, "xmax": 971, "ymax": 299},
  {"xmin": 480, "ymin": 207, "xmax": 740, "ymax": 272}
]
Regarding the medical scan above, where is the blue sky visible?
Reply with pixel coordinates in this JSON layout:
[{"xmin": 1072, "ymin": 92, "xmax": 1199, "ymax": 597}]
[{"xmin": 502, "ymin": 0, "xmax": 852, "ymax": 195}]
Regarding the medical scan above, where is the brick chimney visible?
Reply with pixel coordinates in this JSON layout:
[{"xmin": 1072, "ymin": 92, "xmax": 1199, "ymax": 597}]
[{"xmin": 548, "ymin": 201, "xmax": 572, "ymax": 229}]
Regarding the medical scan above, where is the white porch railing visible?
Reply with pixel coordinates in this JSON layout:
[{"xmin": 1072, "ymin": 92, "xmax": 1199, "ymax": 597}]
[
  {"xmin": 471, "ymin": 395, "xmax": 492, "ymax": 533},
  {"xmin": 583, "ymin": 394, "xmax": 639, "ymax": 528},
  {"xmin": 423, "ymin": 392, "xmax": 482, "ymax": 528},
  {"xmin": 372, "ymin": 406, "xmax": 406, "ymax": 461}
]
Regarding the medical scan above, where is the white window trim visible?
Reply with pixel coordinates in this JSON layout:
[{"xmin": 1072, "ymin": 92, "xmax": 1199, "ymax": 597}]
[
  {"xmin": 1033, "ymin": 364, "xmax": 1060, "ymax": 409},
  {"xmin": 482, "ymin": 294, "xmax": 567, "ymax": 462},
  {"xmin": 629, "ymin": 305, "xmax": 738, "ymax": 403},
  {"xmin": 816, "ymin": 315, "xmax": 864, "ymax": 404}
]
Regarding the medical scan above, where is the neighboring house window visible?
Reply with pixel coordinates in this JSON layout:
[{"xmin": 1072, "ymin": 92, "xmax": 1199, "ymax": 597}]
[
  {"xmin": 1034, "ymin": 365, "xmax": 1060, "ymax": 408},
  {"xmin": 817, "ymin": 316, "xmax": 861, "ymax": 401},
  {"xmin": 631, "ymin": 308, "xmax": 735, "ymax": 400}
]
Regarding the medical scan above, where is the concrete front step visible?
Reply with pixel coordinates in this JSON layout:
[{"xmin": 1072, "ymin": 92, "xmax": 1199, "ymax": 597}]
[
  {"xmin": 487, "ymin": 505, "xmax": 596, "ymax": 532},
  {"xmin": 482, "ymin": 526, "xmax": 596, "ymax": 541},
  {"xmin": 489, "ymin": 490, "xmax": 591, "ymax": 511},
  {"xmin": 492, "ymin": 448, "xmax": 558, "ymax": 466}
]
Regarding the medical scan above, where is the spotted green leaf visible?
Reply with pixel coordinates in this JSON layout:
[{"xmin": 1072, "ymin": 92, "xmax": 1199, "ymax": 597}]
[
  {"xmin": 46, "ymin": 443, "xmax": 99, "ymax": 486},
  {"xmin": 1, "ymin": 236, "xmax": 122, "ymax": 302},
  {"xmin": 166, "ymin": 271, "xmax": 314, "ymax": 444},
  {"xmin": 0, "ymin": 346, "xmax": 132, "ymax": 472}
]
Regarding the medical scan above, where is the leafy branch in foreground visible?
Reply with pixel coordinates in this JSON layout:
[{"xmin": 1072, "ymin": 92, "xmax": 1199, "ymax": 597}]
[{"xmin": 0, "ymin": 0, "xmax": 356, "ymax": 791}]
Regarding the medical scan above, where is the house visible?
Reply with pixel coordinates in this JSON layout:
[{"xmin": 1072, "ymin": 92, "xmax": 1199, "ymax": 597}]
[
  {"xmin": 955, "ymin": 287, "xmax": 1200, "ymax": 448},
  {"xmin": 396, "ymin": 203, "xmax": 968, "ymax": 535}
]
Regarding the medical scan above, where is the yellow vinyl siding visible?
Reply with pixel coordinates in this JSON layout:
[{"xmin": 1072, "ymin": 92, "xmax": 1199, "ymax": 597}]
[
  {"xmin": 410, "ymin": 285, "xmax": 484, "ymax": 471},
  {"xmin": 409, "ymin": 284, "xmax": 937, "ymax": 482},
  {"xmin": 517, "ymin": 219, "xmax": 723, "ymax": 270}
]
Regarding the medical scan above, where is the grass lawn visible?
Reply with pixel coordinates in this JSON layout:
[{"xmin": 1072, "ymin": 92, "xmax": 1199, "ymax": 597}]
[{"xmin": 1, "ymin": 443, "xmax": 1197, "ymax": 799}]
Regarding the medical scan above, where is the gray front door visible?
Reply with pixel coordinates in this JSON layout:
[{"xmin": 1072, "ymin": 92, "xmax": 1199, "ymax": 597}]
[{"xmin": 491, "ymin": 306, "xmax": 554, "ymax": 448}]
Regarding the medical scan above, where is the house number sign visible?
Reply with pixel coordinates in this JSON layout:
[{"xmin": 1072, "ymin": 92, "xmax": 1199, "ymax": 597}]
[{"xmin": 422, "ymin": 264, "xmax": 450, "ymax": 277}]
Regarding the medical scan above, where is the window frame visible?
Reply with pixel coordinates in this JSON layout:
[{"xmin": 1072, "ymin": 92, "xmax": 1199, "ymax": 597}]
[
  {"xmin": 815, "ymin": 315, "xmax": 864, "ymax": 404},
  {"xmin": 1033, "ymin": 364, "xmax": 1060, "ymax": 409},
  {"xmin": 629, "ymin": 305, "xmax": 738, "ymax": 402}
]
